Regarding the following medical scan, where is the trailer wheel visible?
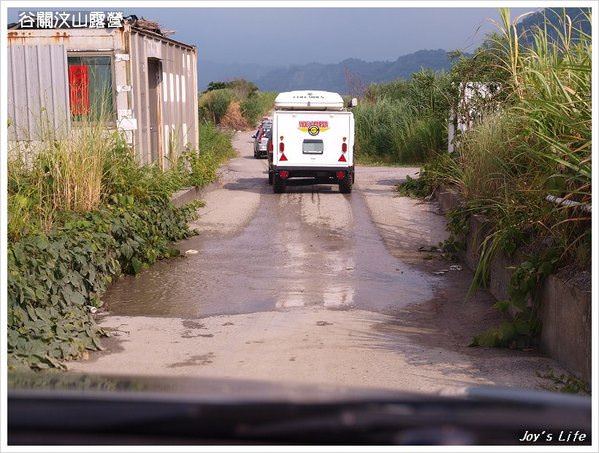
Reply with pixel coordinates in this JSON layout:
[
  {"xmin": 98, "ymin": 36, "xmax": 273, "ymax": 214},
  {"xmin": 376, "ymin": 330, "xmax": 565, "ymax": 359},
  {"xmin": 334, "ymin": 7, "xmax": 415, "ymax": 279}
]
[
  {"xmin": 268, "ymin": 170, "xmax": 273, "ymax": 185},
  {"xmin": 273, "ymin": 175, "xmax": 285, "ymax": 193},
  {"xmin": 339, "ymin": 176, "xmax": 352, "ymax": 194}
]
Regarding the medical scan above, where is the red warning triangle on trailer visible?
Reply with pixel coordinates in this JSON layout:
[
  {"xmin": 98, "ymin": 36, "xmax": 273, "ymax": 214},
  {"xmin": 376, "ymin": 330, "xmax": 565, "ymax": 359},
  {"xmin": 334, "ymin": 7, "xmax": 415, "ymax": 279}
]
[
  {"xmin": 280, "ymin": 153, "xmax": 288, "ymax": 161},
  {"xmin": 338, "ymin": 154, "xmax": 347, "ymax": 162}
]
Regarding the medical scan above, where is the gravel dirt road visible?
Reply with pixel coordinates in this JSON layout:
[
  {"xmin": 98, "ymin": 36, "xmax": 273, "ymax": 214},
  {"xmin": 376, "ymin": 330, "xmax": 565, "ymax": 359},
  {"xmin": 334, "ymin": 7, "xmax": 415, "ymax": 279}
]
[{"xmin": 70, "ymin": 130, "xmax": 564, "ymax": 394}]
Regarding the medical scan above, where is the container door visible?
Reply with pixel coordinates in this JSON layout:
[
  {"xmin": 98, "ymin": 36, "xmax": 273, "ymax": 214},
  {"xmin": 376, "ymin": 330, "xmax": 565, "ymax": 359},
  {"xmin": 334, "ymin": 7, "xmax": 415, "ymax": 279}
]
[{"xmin": 147, "ymin": 58, "xmax": 163, "ymax": 165}]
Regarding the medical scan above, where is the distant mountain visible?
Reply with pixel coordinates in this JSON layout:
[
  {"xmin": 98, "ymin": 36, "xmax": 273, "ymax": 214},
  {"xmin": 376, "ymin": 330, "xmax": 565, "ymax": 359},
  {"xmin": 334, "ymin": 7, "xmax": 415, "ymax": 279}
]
[
  {"xmin": 253, "ymin": 49, "xmax": 453, "ymax": 93},
  {"xmin": 199, "ymin": 49, "xmax": 453, "ymax": 94},
  {"xmin": 517, "ymin": 7, "xmax": 591, "ymax": 44}
]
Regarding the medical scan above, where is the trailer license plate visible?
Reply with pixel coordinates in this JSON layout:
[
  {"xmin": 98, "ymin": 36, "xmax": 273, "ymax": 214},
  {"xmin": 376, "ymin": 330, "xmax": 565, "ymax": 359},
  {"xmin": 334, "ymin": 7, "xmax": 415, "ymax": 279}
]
[{"xmin": 302, "ymin": 139, "xmax": 323, "ymax": 154}]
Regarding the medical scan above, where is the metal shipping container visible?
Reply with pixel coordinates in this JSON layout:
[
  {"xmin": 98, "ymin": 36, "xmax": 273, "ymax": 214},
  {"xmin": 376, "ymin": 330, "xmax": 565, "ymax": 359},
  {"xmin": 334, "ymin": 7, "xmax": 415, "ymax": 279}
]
[{"xmin": 7, "ymin": 17, "xmax": 199, "ymax": 167}]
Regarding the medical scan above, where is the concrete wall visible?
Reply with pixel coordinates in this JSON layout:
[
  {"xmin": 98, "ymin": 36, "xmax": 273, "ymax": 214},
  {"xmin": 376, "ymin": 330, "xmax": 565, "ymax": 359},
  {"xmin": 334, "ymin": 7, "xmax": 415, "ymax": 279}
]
[
  {"xmin": 437, "ymin": 187, "xmax": 591, "ymax": 383},
  {"xmin": 539, "ymin": 274, "xmax": 592, "ymax": 381}
]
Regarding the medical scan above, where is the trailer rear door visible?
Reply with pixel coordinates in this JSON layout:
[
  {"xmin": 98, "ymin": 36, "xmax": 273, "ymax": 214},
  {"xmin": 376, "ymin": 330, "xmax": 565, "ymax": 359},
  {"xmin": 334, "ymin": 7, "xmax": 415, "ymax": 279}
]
[{"xmin": 274, "ymin": 111, "xmax": 353, "ymax": 167}]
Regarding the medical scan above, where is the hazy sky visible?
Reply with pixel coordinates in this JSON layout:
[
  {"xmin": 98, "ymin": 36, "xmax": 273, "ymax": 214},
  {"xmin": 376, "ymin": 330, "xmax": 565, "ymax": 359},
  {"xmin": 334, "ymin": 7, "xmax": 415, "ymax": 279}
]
[{"xmin": 8, "ymin": 7, "xmax": 534, "ymax": 66}]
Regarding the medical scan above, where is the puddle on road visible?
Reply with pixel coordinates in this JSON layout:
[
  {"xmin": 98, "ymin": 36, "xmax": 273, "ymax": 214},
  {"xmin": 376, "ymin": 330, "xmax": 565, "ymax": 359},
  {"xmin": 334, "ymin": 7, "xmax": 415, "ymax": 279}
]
[{"xmin": 102, "ymin": 182, "xmax": 434, "ymax": 318}]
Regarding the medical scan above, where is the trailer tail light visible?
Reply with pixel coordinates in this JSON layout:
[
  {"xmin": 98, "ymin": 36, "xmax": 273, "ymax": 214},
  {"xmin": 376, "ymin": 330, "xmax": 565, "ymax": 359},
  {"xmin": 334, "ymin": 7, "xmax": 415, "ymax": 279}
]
[
  {"xmin": 336, "ymin": 171, "xmax": 346, "ymax": 180},
  {"xmin": 342, "ymin": 142, "xmax": 347, "ymax": 153},
  {"xmin": 280, "ymin": 153, "xmax": 288, "ymax": 161},
  {"xmin": 279, "ymin": 142, "xmax": 285, "ymax": 152},
  {"xmin": 338, "ymin": 154, "xmax": 347, "ymax": 162},
  {"xmin": 279, "ymin": 170, "xmax": 289, "ymax": 179}
]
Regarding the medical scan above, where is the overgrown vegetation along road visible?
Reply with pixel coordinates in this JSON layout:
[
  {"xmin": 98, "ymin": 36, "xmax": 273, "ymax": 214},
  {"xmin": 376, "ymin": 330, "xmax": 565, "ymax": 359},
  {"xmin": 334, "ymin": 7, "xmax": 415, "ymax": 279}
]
[
  {"xmin": 7, "ymin": 75, "xmax": 276, "ymax": 370},
  {"xmin": 357, "ymin": 8, "xmax": 591, "ymax": 349},
  {"xmin": 7, "ymin": 122, "xmax": 235, "ymax": 370},
  {"xmin": 199, "ymin": 79, "xmax": 277, "ymax": 129},
  {"xmin": 69, "ymin": 130, "xmax": 566, "ymax": 393}
]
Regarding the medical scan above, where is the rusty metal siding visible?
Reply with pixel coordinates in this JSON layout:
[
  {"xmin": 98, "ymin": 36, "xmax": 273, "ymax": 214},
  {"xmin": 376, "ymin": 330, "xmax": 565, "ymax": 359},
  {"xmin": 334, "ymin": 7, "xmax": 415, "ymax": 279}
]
[
  {"xmin": 7, "ymin": 26, "xmax": 198, "ymax": 166},
  {"xmin": 7, "ymin": 44, "xmax": 70, "ymax": 140},
  {"xmin": 129, "ymin": 31, "xmax": 152, "ymax": 164},
  {"xmin": 129, "ymin": 29, "xmax": 198, "ymax": 167}
]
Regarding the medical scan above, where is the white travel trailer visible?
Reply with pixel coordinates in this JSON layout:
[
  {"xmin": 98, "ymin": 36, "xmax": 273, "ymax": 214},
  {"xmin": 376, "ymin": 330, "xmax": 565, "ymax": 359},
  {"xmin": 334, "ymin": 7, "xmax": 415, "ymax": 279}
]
[{"xmin": 269, "ymin": 91, "xmax": 355, "ymax": 193}]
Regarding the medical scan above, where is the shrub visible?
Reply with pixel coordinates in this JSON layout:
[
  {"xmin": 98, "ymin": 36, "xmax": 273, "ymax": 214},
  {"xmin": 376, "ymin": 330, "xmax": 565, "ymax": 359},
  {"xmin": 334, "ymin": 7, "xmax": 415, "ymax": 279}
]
[
  {"xmin": 220, "ymin": 101, "xmax": 248, "ymax": 130},
  {"xmin": 199, "ymin": 81, "xmax": 276, "ymax": 128},
  {"xmin": 205, "ymin": 79, "xmax": 258, "ymax": 98},
  {"xmin": 198, "ymin": 88, "xmax": 234, "ymax": 124},
  {"xmin": 185, "ymin": 122, "xmax": 236, "ymax": 187},
  {"xmin": 241, "ymin": 91, "xmax": 277, "ymax": 126}
]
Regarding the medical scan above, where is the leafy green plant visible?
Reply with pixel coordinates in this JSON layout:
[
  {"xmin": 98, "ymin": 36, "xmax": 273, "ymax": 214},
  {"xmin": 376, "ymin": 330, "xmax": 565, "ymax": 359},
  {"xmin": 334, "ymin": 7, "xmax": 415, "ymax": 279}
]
[
  {"xmin": 7, "ymin": 195, "xmax": 197, "ymax": 370},
  {"xmin": 396, "ymin": 175, "xmax": 430, "ymax": 197},
  {"xmin": 440, "ymin": 208, "xmax": 471, "ymax": 259},
  {"xmin": 7, "ymin": 118, "xmax": 236, "ymax": 370},
  {"xmin": 537, "ymin": 369, "xmax": 590, "ymax": 395},
  {"xmin": 471, "ymin": 248, "xmax": 558, "ymax": 348}
]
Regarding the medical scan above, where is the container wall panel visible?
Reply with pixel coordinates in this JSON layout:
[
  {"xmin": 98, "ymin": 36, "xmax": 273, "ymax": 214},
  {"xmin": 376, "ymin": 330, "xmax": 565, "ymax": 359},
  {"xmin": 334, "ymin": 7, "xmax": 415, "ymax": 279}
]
[
  {"xmin": 129, "ymin": 30, "xmax": 197, "ymax": 167},
  {"xmin": 7, "ymin": 44, "xmax": 70, "ymax": 140}
]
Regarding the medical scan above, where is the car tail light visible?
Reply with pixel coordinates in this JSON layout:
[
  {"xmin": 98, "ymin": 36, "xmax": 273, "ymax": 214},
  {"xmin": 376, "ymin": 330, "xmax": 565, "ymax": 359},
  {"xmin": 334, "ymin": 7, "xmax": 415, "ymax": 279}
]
[
  {"xmin": 338, "ymin": 154, "xmax": 347, "ymax": 162},
  {"xmin": 279, "ymin": 170, "xmax": 289, "ymax": 179},
  {"xmin": 342, "ymin": 143, "xmax": 347, "ymax": 153},
  {"xmin": 268, "ymin": 141, "xmax": 273, "ymax": 152},
  {"xmin": 279, "ymin": 142, "xmax": 285, "ymax": 152},
  {"xmin": 336, "ymin": 171, "xmax": 346, "ymax": 180}
]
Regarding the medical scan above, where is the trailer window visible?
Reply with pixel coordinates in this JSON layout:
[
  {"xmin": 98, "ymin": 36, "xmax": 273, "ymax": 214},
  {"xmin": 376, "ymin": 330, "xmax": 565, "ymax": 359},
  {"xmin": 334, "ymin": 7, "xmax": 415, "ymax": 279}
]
[
  {"xmin": 302, "ymin": 139, "xmax": 324, "ymax": 154},
  {"xmin": 67, "ymin": 55, "xmax": 114, "ymax": 121}
]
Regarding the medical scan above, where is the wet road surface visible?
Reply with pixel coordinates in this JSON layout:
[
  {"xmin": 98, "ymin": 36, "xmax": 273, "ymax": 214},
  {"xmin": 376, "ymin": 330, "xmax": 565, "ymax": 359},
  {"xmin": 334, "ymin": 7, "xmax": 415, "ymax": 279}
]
[
  {"xmin": 70, "ymin": 131, "xmax": 564, "ymax": 393},
  {"xmin": 104, "ymin": 165, "xmax": 432, "ymax": 317}
]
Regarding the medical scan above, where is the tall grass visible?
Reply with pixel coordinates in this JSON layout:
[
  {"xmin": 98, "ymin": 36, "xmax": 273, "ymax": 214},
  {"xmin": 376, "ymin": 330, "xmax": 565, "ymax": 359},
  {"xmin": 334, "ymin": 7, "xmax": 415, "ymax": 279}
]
[
  {"xmin": 355, "ymin": 70, "xmax": 451, "ymax": 164},
  {"xmin": 397, "ymin": 9, "xmax": 592, "ymax": 349},
  {"xmin": 408, "ymin": 8, "xmax": 591, "ymax": 273},
  {"xmin": 427, "ymin": 8, "xmax": 593, "ymax": 288},
  {"xmin": 241, "ymin": 91, "xmax": 277, "ymax": 126},
  {"xmin": 479, "ymin": 9, "xmax": 591, "ymax": 266},
  {"xmin": 8, "ymin": 121, "xmax": 236, "ymax": 242},
  {"xmin": 354, "ymin": 99, "xmax": 446, "ymax": 163},
  {"xmin": 504, "ymin": 8, "xmax": 592, "ymax": 204},
  {"xmin": 198, "ymin": 88, "xmax": 234, "ymax": 124},
  {"xmin": 8, "ymin": 121, "xmax": 120, "ymax": 240}
]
